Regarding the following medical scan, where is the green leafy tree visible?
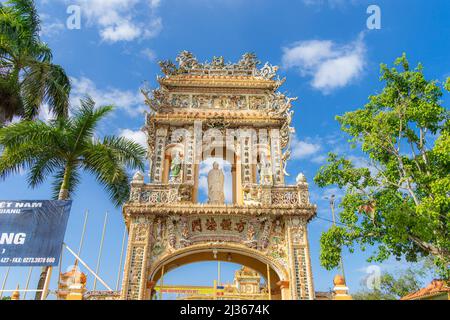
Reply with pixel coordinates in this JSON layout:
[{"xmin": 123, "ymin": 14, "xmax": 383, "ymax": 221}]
[
  {"xmin": 0, "ymin": 96, "xmax": 147, "ymax": 298},
  {"xmin": 353, "ymin": 267, "xmax": 426, "ymax": 300},
  {"xmin": 0, "ymin": 0, "xmax": 70, "ymax": 124},
  {"xmin": 314, "ymin": 54, "xmax": 450, "ymax": 277}
]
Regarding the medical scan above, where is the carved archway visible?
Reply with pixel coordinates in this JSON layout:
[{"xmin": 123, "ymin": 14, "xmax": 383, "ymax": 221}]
[
  {"xmin": 121, "ymin": 52, "xmax": 317, "ymax": 301},
  {"xmin": 148, "ymin": 244, "xmax": 289, "ymax": 300}
]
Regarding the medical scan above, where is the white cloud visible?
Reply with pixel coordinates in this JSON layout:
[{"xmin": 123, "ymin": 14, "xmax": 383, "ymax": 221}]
[
  {"xmin": 290, "ymin": 135, "xmax": 321, "ymax": 160},
  {"xmin": 311, "ymin": 154, "xmax": 327, "ymax": 164},
  {"xmin": 301, "ymin": 0, "xmax": 357, "ymax": 8},
  {"xmin": 282, "ymin": 34, "xmax": 366, "ymax": 93},
  {"xmin": 39, "ymin": 13, "xmax": 65, "ymax": 38},
  {"xmin": 119, "ymin": 128, "xmax": 147, "ymax": 148},
  {"xmin": 70, "ymin": 77, "xmax": 147, "ymax": 117},
  {"xmin": 68, "ymin": 0, "xmax": 163, "ymax": 42},
  {"xmin": 141, "ymin": 48, "xmax": 157, "ymax": 61}
]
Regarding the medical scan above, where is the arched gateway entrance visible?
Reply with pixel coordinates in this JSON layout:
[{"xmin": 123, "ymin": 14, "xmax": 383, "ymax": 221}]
[
  {"xmin": 121, "ymin": 52, "xmax": 317, "ymax": 300},
  {"xmin": 149, "ymin": 245, "xmax": 286, "ymax": 299}
]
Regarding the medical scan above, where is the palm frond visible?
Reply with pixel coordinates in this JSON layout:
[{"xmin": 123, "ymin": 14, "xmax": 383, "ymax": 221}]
[
  {"xmin": 30, "ymin": 41, "xmax": 52, "ymax": 63},
  {"xmin": 42, "ymin": 63, "xmax": 70, "ymax": 117},
  {"xmin": 86, "ymin": 164, "xmax": 130, "ymax": 207},
  {"xmin": 69, "ymin": 97, "xmax": 113, "ymax": 150},
  {"xmin": 0, "ymin": 119, "xmax": 59, "ymax": 149},
  {"xmin": 27, "ymin": 153, "xmax": 62, "ymax": 188},
  {"xmin": 82, "ymin": 141, "xmax": 132, "ymax": 206},
  {"xmin": 20, "ymin": 61, "xmax": 70, "ymax": 120},
  {"xmin": 101, "ymin": 136, "xmax": 146, "ymax": 171},
  {"xmin": 5, "ymin": 0, "xmax": 40, "ymax": 38},
  {"xmin": 0, "ymin": 141, "xmax": 44, "ymax": 179}
]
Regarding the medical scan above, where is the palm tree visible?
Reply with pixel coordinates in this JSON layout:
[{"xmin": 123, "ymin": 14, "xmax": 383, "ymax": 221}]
[
  {"xmin": 0, "ymin": 96, "xmax": 147, "ymax": 299},
  {"xmin": 0, "ymin": 0, "xmax": 71, "ymax": 124}
]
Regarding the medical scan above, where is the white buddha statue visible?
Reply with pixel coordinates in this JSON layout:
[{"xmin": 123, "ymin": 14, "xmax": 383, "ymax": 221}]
[{"xmin": 207, "ymin": 161, "xmax": 225, "ymax": 204}]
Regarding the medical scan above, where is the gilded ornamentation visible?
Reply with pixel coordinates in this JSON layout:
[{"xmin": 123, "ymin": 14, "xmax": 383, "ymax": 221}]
[
  {"xmin": 167, "ymin": 217, "xmax": 178, "ymax": 249},
  {"xmin": 205, "ymin": 218, "xmax": 217, "ymax": 231},
  {"xmin": 259, "ymin": 219, "xmax": 272, "ymax": 250},
  {"xmin": 235, "ymin": 220, "xmax": 246, "ymax": 233},
  {"xmin": 220, "ymin": 218, "xmax": 232, "ymax": 231},
  {"xmin": 158, "ymin": 51, "xmax": 279, "ymax": 79},
  {"xmin": 133, "ymin": 223, "xmax": 148, "ymax": 242},
  {"xmin": 120, "ymin": 52, "xmax": 316, "ymax": 302},
  {"xmin": 192, "ymin": 218, "xmax": 202, "ymax": 232},
  {"xmin": 272, "ymin": 190, "xmax": 299, "ymax": 206},
  {"xmin": 254, "ymin": 62, "xmax": 278, "ymax": 80}
]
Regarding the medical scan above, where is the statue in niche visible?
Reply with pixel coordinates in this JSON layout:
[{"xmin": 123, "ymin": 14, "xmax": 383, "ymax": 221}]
[
  {"xmin": 207, "ymin": 162, "xmax": 225, "ymax": 204},
  {"xmin": 259, "ymin": 152, "xmax": 272, "ymax": 185},
  {"xmin": 169, "ymin": 150, "xmax": 182, "ymax": 183}
]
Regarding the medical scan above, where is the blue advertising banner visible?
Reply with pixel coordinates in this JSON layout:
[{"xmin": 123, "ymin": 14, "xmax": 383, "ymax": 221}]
[{"xmin": 0, "ymin": 200, "xmax": 72, "ymax": 267}]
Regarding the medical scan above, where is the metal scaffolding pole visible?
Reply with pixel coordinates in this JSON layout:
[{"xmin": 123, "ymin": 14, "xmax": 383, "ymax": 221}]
[
  {"xmin": 0, "ymin": 267, "xmax": 11, "ymax": 299},
  {"xmin": 23, "ymin": 267, "xmax": 33, "ymax": 300},
  {"xmin": 76, "ymin": 210, "xmax": 89, "ymax": 264},
  {"xmin": 116, "ymin": 226, "xmax": 127, "ymax": 291},
  {"xmin": 63, "ymin": 243, "xmax": 112, "ymax": 291},
  {"xmin": 93, "ymin": 211, "xmax": 108, "ymax": 291}
]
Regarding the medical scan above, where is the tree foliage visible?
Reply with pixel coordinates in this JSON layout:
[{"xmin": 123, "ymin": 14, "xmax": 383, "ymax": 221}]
[
  {"xmin": 0, "ymin": 97, "xmax": 147, "ymax": 205},
  {"xmin": 353, "ymin": 266, "xmax": 426, "ymax": 300},
  {"xmin": 314, "ymin": 54, "xmax": 450, "ymax": 277},
  {"xmin": 0, "ymin": 0, "xmax": 70, "ymax": 124}
]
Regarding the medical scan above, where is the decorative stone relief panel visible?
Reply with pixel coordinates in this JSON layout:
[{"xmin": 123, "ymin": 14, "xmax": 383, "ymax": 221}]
[
  {"xmin": 170, "ymin": 93, "xmax": 268, "ymax": 110},
  {"xmin": 239, "ymin": 129, "xmax": 257, "ymax": 184},
  {"xmin": 125, "ymin": 246, "xmax": 145, "ymax": 300},
  {"xmin": 270, "ymin": 129, "xmax": 284, "ymax": 186},
  {"xmin": 183, "ymin": 127, "xmax": 195, "ymax": 184},
  {"xmin": 123, "ymin": 218, "xmax": 151, "ymax": 300},
  {"xmin": 272, "ymin": 190, "xmax": 299, "ymax": 206},
  {"xmin": 146, "ymin": 215, "xmax": 290, "ymax": 271},
  {"xmin": 293, "ymin": 247, "xmax": 311, "ymax": 300},
  {"xmin": 152, "ymin": 128, "xmax": 168, "ymax": 183}
]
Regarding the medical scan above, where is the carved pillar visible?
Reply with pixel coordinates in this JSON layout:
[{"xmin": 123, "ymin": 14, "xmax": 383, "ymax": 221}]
[
  {"xmin": 286, "ymin": 217, "xmax": 314, "ymax": 300},
  {"xmin": 121, "ymin": 217, "xmax": 152, "ymax": 300},
  {"xmin": 240, "ymin": 129, "xmax": 255, "ymax": 184},
  {"xmin": 257, "ymin": 129, "xmax": 273, "ymax": 185},
  {"xmin": 152, "ymin": 127, "xmax": 168, "ymax": 183},
  {"xmin": 183, "ymin": 126, "xmax": 195, "ymax": 184},
  {"xmin": 233, "ymin": 133, "xmax": 243, "ymax": 205},
  {"xmin": 270, "ymin": 129, "xmax": 284, "ymax": 185}
]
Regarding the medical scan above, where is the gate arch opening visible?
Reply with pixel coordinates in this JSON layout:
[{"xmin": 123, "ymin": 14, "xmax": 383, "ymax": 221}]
[{"xmin": 148, "ymin": 245, "xmax": 288, "ymax": 300}]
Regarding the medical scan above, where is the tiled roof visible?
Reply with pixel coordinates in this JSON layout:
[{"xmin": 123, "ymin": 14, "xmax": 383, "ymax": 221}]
[{"xmin": 401, "ymin": 280, "xmax": 450, "ymax": 300}]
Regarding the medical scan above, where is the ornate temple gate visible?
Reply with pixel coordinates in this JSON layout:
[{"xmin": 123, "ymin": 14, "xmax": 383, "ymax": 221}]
[{"xmin": 120, "ymin": 52, "xmax": 317, "ymax": 300}]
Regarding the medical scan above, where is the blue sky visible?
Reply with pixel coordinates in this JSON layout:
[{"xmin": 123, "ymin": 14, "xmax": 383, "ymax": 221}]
[{"xmin": 1, "ymin": 0, "xmax": 450, "ymax": 299}]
